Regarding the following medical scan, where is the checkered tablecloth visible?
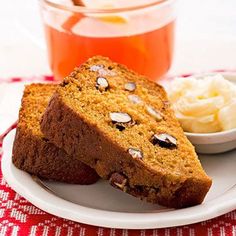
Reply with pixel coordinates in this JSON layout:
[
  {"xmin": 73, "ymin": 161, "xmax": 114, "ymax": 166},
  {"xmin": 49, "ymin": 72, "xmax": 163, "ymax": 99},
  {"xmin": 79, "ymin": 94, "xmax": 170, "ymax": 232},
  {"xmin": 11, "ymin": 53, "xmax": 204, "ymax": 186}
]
[{"xmin": 0, "ymin": 76, "xmax": 236, "ymax": 236}]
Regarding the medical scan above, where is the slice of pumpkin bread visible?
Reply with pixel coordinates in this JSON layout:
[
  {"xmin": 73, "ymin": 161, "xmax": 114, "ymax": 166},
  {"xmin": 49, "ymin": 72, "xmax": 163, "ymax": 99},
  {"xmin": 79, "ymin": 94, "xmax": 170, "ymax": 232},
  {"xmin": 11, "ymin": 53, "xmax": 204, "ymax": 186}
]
[
  {"xmin": 40, "ymin": 56, "xmax": 212, "ymax": 208},
  {"xmin": 13, "ymin": 83, "xmax": 99, "ymax": 184}
]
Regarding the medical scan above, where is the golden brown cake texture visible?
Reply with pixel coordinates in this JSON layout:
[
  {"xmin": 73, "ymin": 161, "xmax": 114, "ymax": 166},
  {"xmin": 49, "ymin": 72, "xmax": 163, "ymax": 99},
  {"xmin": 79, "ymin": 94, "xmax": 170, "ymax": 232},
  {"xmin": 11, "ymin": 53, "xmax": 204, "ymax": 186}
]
[
  {"xmin": 13, "ymin": 84, "xmax": 99, "ymax": 184},
  {"xmin": 40, "ymin": 56, "xmax": 212, "ymax": 208}
]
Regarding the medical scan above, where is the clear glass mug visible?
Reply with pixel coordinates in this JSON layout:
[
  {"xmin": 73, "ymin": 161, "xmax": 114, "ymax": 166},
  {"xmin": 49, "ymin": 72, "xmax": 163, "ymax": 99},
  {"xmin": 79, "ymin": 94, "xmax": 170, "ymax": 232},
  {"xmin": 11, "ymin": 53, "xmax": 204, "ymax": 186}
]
[{"xmin": 39, "ymin": 0, "xmax": 177, "ymax": 81}]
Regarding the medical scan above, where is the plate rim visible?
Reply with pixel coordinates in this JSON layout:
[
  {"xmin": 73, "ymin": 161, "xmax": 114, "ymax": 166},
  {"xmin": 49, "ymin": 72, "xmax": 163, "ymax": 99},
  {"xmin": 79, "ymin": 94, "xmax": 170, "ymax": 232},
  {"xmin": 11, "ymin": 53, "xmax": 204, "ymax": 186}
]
[{"xmin": 1, "ymin": 129, "xmax": 236, "ymax": 229}]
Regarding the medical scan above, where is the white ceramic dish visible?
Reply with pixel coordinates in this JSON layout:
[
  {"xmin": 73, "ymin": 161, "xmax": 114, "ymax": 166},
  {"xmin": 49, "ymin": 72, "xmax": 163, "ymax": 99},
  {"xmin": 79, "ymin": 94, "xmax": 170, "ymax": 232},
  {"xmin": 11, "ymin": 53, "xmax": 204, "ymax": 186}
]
[
  {"xmin": 186, "ymin": 128, "xmax": 236, "ymax": 154},
  {"xmin": 164, "ymin": 72, "xmax": 236, "ymax": 154},
  {"xmin": 185, "ymin": 73, "xmax": 236, "ymax": 154},
  {"xmin": 2, "ymin": 129, "xmax": 236, "ymax": 229}
]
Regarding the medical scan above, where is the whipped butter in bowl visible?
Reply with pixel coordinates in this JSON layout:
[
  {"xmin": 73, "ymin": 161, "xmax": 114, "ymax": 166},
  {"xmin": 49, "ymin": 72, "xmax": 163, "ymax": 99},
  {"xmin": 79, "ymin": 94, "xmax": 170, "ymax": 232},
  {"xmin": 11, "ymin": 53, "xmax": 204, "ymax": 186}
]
[{"xmin": 165, "ymin": 73, "xmax": 236, "ymax": 154}]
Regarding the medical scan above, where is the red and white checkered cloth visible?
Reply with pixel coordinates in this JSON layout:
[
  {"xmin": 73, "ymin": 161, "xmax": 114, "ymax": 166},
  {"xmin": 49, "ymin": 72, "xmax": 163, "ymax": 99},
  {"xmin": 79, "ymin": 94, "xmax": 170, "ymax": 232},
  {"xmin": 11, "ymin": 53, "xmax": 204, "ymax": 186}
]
[{"xmin": 0, "ymin": 76, "xmax": 236, "ymax": 236}]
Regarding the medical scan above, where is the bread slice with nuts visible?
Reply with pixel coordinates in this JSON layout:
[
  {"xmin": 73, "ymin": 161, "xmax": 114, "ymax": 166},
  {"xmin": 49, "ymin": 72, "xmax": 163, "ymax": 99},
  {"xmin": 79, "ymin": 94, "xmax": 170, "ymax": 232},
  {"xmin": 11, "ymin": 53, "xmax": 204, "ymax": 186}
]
[
  {"xmin": 40, "ymin": 56, "xmax": 212, "ymax": 208},
  {"xmin": 13, "ymin": 84, "xmax": 99, "ymax": 184}
]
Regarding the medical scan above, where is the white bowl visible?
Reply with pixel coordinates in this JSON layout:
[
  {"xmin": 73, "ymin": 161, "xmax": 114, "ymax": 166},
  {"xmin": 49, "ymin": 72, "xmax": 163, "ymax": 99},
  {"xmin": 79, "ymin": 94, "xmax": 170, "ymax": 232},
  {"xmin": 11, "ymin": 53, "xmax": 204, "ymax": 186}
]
[
  {"xmin": 183, "ymin": 72, "xmax": 236, "ymax": 154},
  {"xmin": 185, "ymin": 128, "xmax": 236, "ymax": 154}
]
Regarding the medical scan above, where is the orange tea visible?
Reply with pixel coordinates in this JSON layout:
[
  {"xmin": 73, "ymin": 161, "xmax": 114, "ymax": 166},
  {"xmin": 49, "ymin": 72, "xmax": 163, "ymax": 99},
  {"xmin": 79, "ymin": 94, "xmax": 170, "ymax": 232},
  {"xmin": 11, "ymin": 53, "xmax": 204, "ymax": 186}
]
[{"xmin": 41, "ymin": 0, "xmax": 176, "ymax": 81}]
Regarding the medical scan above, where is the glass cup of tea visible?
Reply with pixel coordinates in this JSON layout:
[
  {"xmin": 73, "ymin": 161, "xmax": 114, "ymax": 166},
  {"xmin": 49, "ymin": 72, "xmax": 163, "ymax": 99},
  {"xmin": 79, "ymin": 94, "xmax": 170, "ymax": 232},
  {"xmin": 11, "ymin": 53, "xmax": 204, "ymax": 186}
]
[{"xmin": 39, "ymin": 0, "xmax": 177, "ymax": 81}]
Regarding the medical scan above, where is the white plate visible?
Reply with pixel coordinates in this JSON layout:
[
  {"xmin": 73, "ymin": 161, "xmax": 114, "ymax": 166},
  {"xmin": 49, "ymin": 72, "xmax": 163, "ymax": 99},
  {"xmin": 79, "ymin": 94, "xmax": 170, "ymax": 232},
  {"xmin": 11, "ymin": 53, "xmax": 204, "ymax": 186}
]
[{"xmin": 2, "ymin": 130, "xmax": 236, "ymax": 229}]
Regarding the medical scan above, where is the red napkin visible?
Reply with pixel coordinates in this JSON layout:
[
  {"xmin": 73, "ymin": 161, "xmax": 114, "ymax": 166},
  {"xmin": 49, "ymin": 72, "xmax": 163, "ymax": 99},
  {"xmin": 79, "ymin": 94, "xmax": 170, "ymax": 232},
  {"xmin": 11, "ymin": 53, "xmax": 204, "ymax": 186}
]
[{"xmin": 0, "ymin": 76, "xmax": 235, "ymax": 236}]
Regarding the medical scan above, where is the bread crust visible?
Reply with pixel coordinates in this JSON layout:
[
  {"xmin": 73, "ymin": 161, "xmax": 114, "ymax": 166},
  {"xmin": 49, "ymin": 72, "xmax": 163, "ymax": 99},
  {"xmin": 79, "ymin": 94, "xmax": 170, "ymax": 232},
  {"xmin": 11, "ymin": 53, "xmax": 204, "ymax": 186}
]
[
  {"xmin": 41, "ymin": 93, "xmax": 211, "ymax": 208},
  {"xmin": 13, "ymin": 84, "xmax": 99, "ymax": 184},
  {"xmin": 40, "ymin": 57, "xmax": 212, "ymax": 208}
]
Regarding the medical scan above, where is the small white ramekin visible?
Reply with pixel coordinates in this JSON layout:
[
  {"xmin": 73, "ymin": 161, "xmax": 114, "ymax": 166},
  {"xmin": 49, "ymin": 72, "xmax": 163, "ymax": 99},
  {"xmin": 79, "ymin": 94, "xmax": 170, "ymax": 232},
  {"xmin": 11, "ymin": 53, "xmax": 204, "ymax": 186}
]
[
  {"xmin": 185, "ymin": 128, "xmax": 236, "ymax": 154},
  {"xmin": 183, "ymin": 72, "xmax": 236, "ymax": 154}
]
